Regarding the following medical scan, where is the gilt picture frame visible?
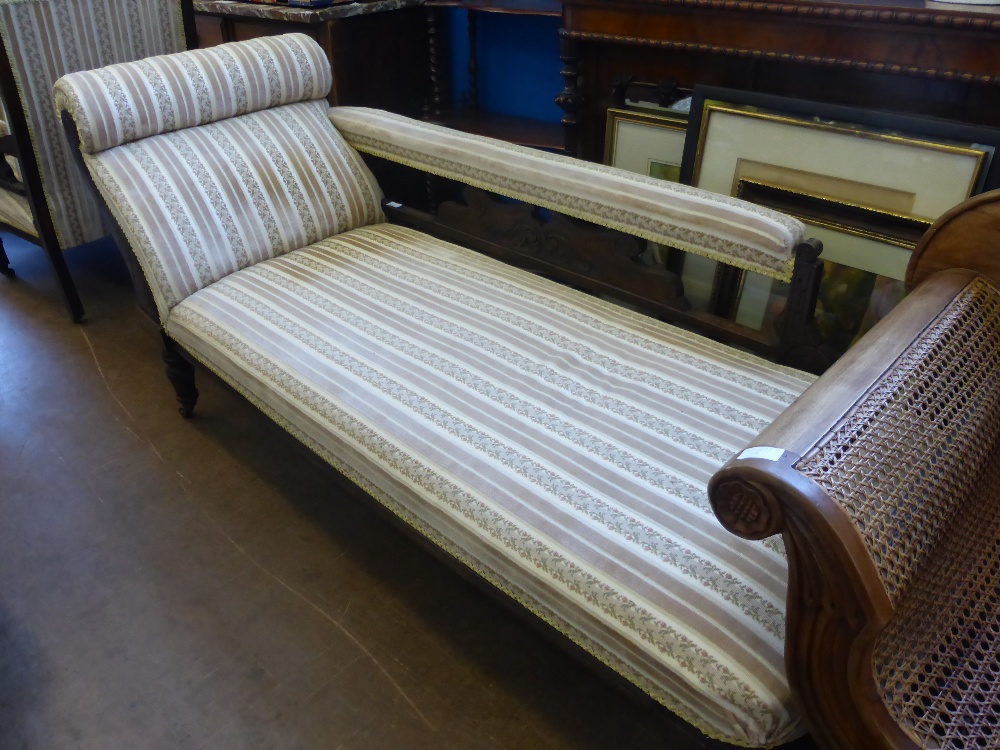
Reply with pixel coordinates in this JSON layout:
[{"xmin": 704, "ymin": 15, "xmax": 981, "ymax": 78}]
[
  {"xmin": 604, "ymin": 107, "xmax": 688, "ymax": 183},
  {"xmin": 679, "ymin": 87, "xmax": 1000, "ymax": 336}
]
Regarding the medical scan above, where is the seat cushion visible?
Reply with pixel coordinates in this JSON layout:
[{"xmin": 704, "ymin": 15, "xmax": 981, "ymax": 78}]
[{"xmin": 165, "ymin": 223, "xmax": 816, "ymax": 746}]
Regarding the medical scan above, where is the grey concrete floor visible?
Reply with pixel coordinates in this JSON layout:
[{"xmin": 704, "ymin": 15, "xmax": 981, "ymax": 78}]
[{"xmin": 0, "ymin": 233, "xmax": 819, "ymax": 750}]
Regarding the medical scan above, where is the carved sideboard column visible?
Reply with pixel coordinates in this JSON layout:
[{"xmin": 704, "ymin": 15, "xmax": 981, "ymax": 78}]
[
  {"xmin": 424, "ymin": 5, "xmax": 445, "ymax": 122},
  {"xmin": 556, "ymin": 34, "xmax": 583, "ymax": 157}
]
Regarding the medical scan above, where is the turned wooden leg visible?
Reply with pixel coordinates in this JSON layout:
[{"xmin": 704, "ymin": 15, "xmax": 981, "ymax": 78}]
[
  {"xmin": 0, "ymin": 234, "xmax": 13, "ymax": 277},
  {"xmin": 161, "ymin": 333, "xmax": 199, "ymax": 418}
]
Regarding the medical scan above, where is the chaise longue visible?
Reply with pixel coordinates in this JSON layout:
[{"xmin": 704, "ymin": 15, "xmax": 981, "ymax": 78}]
[{"xmin": 52, "ymin": 33, "xmax": 1000, "ymax": 750}]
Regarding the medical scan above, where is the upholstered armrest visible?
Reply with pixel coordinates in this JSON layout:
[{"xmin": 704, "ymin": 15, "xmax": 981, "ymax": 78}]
[
  {"xmin": 329, "ymin": 107, "xmax": 805, "ymax": 282},
  {"xmin": 708, "ymin": 266, "xmax": 1000, "ymax": 749}
]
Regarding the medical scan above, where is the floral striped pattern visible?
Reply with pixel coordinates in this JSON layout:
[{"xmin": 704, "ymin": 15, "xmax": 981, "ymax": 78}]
[
  {"xmin": 0, "ymin": 0, "xmax": 187, "ymax": 248},
  {"xmin": 54, "ymin": 33, "xmax": 332, "ymax": 155},
  {"xmin": 166, "ymin": 223, "xmax": 815, "ymax": 746},
  {"xmin": 56, "ymin": 35, "xmax": 818, "ymax": 743},
  {"xmin": 73, "ymin": 99, "xmax": 383, "ymax": 321},
  {"xmin": 330, "ymin": 106, "xmax": 806, "ymax": 282}
]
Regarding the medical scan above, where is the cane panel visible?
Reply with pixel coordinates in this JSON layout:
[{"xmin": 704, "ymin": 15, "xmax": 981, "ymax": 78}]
[
  {"xmin": 795, "ymin": 276, "xmax": 1000, "ymax": 749},
  {"xmin": 796, "ymin": 277, "xmax": 1000, "ymax": 605}
]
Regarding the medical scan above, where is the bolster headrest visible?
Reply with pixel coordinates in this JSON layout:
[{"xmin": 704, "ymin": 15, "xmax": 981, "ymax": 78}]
[{"xmin": 54, "ymin": 33, "xmax": 331, "ymax": 154}]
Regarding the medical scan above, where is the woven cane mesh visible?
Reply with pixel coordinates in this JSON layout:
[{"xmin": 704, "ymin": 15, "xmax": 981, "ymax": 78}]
[
  {"xmin": 872, "ymin": 463, "xmax": 1000, "ymax": 749},
  {"xmin": 797, "ymin": 277, "xmax": 1000, "ymax": 749},
  {"xmin": 797, "ymin": 277, "xmax": 1000, "ymax": 605}
]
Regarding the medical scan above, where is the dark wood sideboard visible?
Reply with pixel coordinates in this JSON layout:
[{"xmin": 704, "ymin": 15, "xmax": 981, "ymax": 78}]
[
  {"xmin": 425, "ymin": 0, "xmax": 566, "ymax": 150},
  {"xmin": 559, "ymin": 0, "xmax": 1000, "ymax": 159}
]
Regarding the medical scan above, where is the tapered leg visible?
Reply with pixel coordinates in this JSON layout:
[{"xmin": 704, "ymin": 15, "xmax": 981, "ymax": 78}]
[
  {"xmin": 161, "ymin": 333, "xmax": 199, "ymax": 418},
  {"xmin": 39, "ymin": 231, "xmax": 84, "ymax": 322}
]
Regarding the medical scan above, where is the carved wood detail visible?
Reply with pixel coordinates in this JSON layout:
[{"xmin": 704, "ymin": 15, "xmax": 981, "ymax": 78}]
[
  {"xmin": 559, "ymin": 28, "xmax": 1000, "ymax": 85},
  {"xmin": 424, "ymin": 6, "xmax": 445, "ymax": 122},
  {"xmin": 778, "ymin": 238, "xmax": 830, "ymax": 374},
  {"xmin": 570, "ymin": 0, "xmax": 1000, "ymax": 30},
  {"xmin": 711, "ymin": 477, "xmax": 784, "ymax": 539},
  {"xmin": 555, "ymin": 36, "xmax": 584, "ymax": 157},
  {"xmin": 709, "ymin": 455, "xmax": 909, "ymax": 750}
]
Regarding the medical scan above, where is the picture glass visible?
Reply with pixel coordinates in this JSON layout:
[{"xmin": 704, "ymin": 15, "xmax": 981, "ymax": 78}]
[{"xmin": 684, "ymin": 96, "xmax": 994, "ymax": 352}]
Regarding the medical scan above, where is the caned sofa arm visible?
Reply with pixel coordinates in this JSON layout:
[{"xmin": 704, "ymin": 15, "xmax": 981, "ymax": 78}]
[
  {"xmin": 708, "ymin": 268, "xmax": 1000, "ymax": 750},
  {"xmin": 329, "ymin": 106, "xmax": 805, "ymax": 283}
]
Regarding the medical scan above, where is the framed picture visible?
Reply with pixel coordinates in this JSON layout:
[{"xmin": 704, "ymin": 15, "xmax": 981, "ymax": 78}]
[
  {"xmin": 678, "ymin": 87, "xmax": 1000, "ymax": 345},
  {"xmin": 604, "ymin": 108, "xmax": 688, "ymax": 182}
]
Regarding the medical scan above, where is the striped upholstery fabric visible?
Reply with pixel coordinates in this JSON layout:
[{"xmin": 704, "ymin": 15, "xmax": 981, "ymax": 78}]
[
  {"xmin": 0, "ymin": 104, "xmax": 32, "ymax": 235},
  {"xmin": 0, "ymin": 181, "xmax": 35, "ymax": 236},
  {"xmin": 0, "ymin": 0, "xmax": 188, "ymax": 248},
  {"xmin": 59, "ymin": 35, "xmax": 819, "ymax": 743},
  {"xmin": 75, "ymin": 99, "xmax": 383, "ymax": 321},
  {"xmin": 0, "ymin": 104, "xmax": 23, "ymax": 183},
  {"xmin": 55, "ymin": 35, "xmax": 381, "ymax": 322},
  {"xmin": 54, "ymin": 34, "xmax": 332, "ymax": 155},
  {"xmin": 330, "ymin": 107, "xmax": 806, "ymax": 282},
  {"xmin": 166, "ymin": 222, "xmax": 816, "ymax": 747}
]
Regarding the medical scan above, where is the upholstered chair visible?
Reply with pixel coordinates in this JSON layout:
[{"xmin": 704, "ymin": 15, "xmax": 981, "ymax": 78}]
[{"xmin": 0, "ymin": 0, "xmax": 195, "ymax": 320}]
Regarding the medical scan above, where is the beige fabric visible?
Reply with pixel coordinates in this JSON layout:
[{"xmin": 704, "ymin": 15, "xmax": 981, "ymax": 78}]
[
  {"xmin": 330, "ymin": 107, "xmax": 805, "ymax": 282},
  {"xmin": 58, "ymin": 35, "xmax": 822, "ymax": 743},
  {"xmin": 54, "ymin": 33, "xmax": 332, "ymax": 155},
  {"xmin": 0, "ymin": 180, "xmax": 36, "ymax": 236},
  {"xmin": 54, "ymin": 35, "xmax": 382, "ymax": 322},
  {"xmin": 0, "ymin": 104, "xmax": 23, "ymax": 182},
  {"xmin": 0, "ymin": 94, "xmax": 30, "ymax": 235},
  {"xmin": 77, "ymin": 99, "xmax": 383, "ymax": 322},
  {"xmin": 166, "ymin": 222, "xmax": 816, "ymax": 746},
  {"xmin": 0, "ymin": 0, "xmax": 187, "ymax": 248}
]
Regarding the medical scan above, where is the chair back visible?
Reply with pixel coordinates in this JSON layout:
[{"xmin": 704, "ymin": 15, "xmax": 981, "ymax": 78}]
[{"xmin": 0, "ymin": 0, "xmax": 193, "ymax": 249}]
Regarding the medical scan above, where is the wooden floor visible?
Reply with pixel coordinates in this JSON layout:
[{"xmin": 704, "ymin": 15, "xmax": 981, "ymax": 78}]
[{"xmin": 0, "ymin": 234, "xmax": 821, "ymax": 750}]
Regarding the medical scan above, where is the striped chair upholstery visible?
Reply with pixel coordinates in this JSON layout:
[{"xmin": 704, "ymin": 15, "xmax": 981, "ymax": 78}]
[
  {"xmin": 0, "ymin": 0, "xmax": 189, "ymax": 249},
  {"xmin": 57, "ymin": 33, "xmax": 816, "ymax": 745},
  {"xmin": 54, "ymin": 34, "xmax": 384, "ymax": 322},
  {"xmin": 0, "ymin": 109, "xmax": 33, "ymax": 236},
  {"xmin": 0, "ymin": 101, "xmax": 23, "ymax": 183}
]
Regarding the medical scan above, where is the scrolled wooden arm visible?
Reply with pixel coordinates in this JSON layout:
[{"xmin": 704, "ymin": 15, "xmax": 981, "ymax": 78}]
[
  {"xmin": 907, "ymin": 188, "xmax": 1000, "ymax": 292},
  {"xmin": 710, "ymin": 267, "xmax": 994, "ymax": 750}
]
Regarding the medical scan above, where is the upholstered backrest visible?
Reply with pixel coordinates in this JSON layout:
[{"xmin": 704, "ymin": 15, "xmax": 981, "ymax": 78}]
[
  {"xmin": 0, "ymin": 0, "xmax": 189, "ymax": 248},
  {"xmin": 55, "ymin": 34, "xmax": 384, "ymax": 323}
]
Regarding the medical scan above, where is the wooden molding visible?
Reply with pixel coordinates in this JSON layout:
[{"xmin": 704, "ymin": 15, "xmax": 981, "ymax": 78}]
[
  {"xmin": 559, "ymin": 28, "xmax": 1000, "ymax": 85},
  {"xmin": 564, "ymin": 0, "xmax": 1000, "ymax": 30}
]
